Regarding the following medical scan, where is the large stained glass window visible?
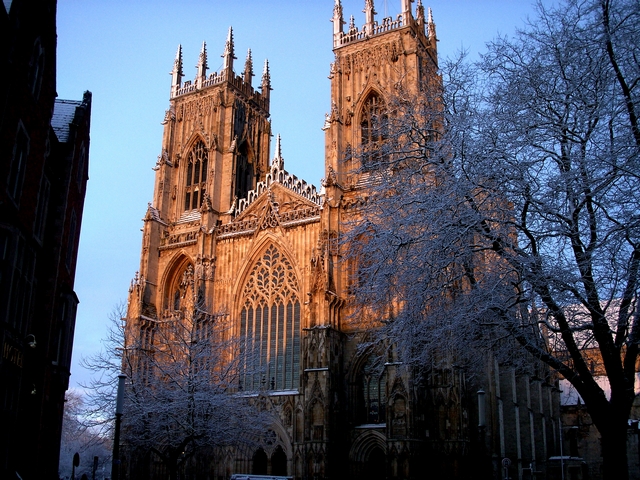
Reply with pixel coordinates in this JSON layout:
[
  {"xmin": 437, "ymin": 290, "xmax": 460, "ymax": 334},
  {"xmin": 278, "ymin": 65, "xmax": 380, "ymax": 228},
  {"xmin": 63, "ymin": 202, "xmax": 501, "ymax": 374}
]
[{"xmin": 239, "ymin": 244, "xmax": 301, "ymax": 391}]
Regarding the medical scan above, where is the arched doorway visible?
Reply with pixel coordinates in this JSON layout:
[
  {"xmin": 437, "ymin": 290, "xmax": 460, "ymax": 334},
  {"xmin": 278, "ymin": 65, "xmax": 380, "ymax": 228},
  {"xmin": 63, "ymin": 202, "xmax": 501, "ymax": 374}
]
[
  {"xmin": 271, "ymin": 446, "xmax": 287, "ymax": 476},
  {"xmin": 252, "ymin": 448, "xmax": 267, "ymax": 475},
  {"xmin": 362, "ymin": 446, "xmax": 386, "ymax": 480}
]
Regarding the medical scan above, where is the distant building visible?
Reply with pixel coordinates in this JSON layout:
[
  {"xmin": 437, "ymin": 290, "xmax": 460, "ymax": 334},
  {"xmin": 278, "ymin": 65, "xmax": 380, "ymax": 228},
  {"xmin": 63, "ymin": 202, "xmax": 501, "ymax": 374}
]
[
  {"xmin": 0, "ymin": 1, "xmax": 91, "ymax": 479},
  {"xmin": 558, "ymin": 349, "xmax": 640, "ymax": 479},
  {"xmin": 124, "ymin": 2, "xmax": 560, "ymax": 479}
]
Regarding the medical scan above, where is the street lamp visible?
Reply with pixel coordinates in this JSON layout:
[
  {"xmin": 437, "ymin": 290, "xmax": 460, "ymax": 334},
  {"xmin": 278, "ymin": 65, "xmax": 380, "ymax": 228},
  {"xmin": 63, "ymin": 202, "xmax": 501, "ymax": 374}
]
[
  {"xmin": 111, "ymin": 374, "xmax": 126, "ymax": 480},
  {"xmin": 477, "ymin": 389, "xmax": 488, "ymax": 479}
]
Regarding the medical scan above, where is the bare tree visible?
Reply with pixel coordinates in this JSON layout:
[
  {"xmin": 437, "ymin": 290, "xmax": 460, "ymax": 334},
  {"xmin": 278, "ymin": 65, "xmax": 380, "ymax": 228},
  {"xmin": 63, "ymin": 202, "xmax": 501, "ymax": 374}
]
[
  {"xmin": 344, "ymin": 0, "xmax": 639, "ymax": 478},
  {"xmin": 83, "ymin": 295, "xmax": 270, "ymax": 480},
  {"xmin": 58, "ymin": 390, "xmax": 111, "ymax": 480}
]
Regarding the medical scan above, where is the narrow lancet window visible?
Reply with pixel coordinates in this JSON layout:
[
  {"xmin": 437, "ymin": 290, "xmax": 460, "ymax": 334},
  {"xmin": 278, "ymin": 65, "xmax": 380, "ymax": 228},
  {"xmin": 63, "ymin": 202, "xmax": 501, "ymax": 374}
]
[
  {"xmin": 360, "ymin": 93, "xmax": 387, "ymax": 168},
  {"xmin": 184, "ymin": 141, "xmax": 208, "ymax": 211}
]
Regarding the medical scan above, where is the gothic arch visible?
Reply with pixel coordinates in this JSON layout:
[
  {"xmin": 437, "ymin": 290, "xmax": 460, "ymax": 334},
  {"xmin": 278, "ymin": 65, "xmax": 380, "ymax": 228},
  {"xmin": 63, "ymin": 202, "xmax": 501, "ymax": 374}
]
[
  {"xmin": 347, "ymin": 350, "xmax": 388, "ymax": 425},
  {"xmin": 356, "ymin": 88, "xmax": 386, "ymax": 124},
  {"xmin": 160, "ymin": 252, "xmax": 194, "ymax": 311},
  {"xmin": 181, "ymin": 131, "xmax": 211, "ymax": 158},
  {"xmin": 357, "ymin": 89, "xmax": 388, "ymax": 169},
  {"xmin": 234, "ymin": 239, "xmax": 302, "ymax": 392},
  {"xmin": 349, "ymin": 430, "xmax": 387, "ymax": 463},
  {"xmin": 179, "ymin": 138, "xmax": 209, "ymax": 211},
  {"xmin": 267, "ymin": 418, "xmax": 294, "ymax": 461}
]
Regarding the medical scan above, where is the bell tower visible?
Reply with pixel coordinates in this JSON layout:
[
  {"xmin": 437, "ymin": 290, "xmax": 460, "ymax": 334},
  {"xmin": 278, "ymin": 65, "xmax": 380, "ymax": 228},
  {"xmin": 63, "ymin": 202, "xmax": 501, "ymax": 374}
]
[
  {"xmin": 152, "ymin": 27, "xmax": 271, "ymax": 228},
  {"xmin": 324, "ymin": 0, "xmax": 438, "ymax": 186},
  {"xmin": 132, "ymin": 28, "xmax": 272, "ymax": 317}
]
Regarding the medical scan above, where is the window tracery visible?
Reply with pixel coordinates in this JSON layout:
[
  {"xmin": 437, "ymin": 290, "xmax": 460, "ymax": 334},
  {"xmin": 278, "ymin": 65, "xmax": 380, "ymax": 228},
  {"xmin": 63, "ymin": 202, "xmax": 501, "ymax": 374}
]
[
  {"xmin": 360, "ymin": 92, "xmax": 387, "ymax": 167},
  {"xmin": 165, "ymin": 261, "xmax": 194, "ymax": 311},
  {"xmin": 184, "ymin": 141, "xmax": 208, "ymax": 211},
  {"xmin": 239, "ymin": 244, "xmax": 301, "ymax": 391},
  {"xmin": 361, "ymin": 355, "xmax": 387, "ymax": 424}
]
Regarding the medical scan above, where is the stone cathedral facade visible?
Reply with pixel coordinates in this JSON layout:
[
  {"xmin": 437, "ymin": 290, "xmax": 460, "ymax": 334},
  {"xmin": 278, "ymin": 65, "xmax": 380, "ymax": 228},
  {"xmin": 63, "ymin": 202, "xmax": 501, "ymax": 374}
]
[{"xmin": 125, "ymin": 2, "xmax": 562, "ymax": 480}]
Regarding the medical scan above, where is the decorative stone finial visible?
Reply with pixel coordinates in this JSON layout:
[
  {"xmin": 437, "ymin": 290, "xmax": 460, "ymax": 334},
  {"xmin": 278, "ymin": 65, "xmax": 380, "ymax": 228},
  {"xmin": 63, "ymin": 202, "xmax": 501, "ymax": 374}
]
[
  {"xmin": 332, "ymin": 0, "xmax": 345, "ymax": 45},
  {"xmin": 416, "ymin": 0, "xmax": 425, "ymax": 27},
  {"xmin": 364, "ymin": 0, "xmax": 376, "ymax": 36},
  {"xmin": 427, "ymin": 7, "xmax": 436, "ymax": 45},
  {"xmin": 196, "ymin": 41, "xmax": 208, "ymax": 87},
  {"xmin": 401, "ymin": 0, "xmax": 414, "ymax": 21},
  {"xmin": 261, "ymin": 59, "xmax": 271, "ymax": 95},
  {"xmin": 272, "ymin": 134, "xmax": 284, "ymax": 170},
  {"xmin": 222, "ymin": 26, "xmax": 236, "ymax": 72},
  {"xmin": 170, "ymin": 44, "xmax": 184, "ymax": 97},
  {"xmin": 243, "ymin": 49, "xmax": 254, "ymax": 86}
]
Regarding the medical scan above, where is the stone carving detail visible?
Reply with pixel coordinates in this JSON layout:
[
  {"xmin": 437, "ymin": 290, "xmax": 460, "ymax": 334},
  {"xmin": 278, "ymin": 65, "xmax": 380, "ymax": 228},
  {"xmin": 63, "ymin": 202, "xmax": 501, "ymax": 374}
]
[
  {"xmin": 159, "ymin": 229, "xmax": 199, "ymax": 248},
  {"xmin": 161, "ymin": 106, "xmax": 176, "ymax": 125},
  {"xmin": 153, "ymin": 149, "xmax": 172, "ymax": 171},
  {"xmin": 342, "ymin": 40, "xmax": 402, "ymax": 74},
  {"xmin": 196, "ymin": 254, "xmax": 216, "ymax": 281},
  {"xmin": 216, "ymin": 204, "xmax": 321, "ymax": 239},
  {"xmin": 181, "ymin": 97, "xmax": 216, "ymax": 121}
]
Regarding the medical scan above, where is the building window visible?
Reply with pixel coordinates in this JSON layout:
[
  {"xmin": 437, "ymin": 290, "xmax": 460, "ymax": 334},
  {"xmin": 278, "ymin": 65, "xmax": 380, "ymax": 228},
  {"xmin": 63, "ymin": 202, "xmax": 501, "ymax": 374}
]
[
  {"xmin": 234, "ymin": 142, "xmax": 253, "ymax": 200},
  {"xmin": 361, "ymin": 356, "xmax": 387, "ymax": 424},
  {"xmin": 5, "ymin": 235, "xmax": 36, "ymax": 335},
  {"xmin": 28, "ymin": 38, "xmax": 45, "ymax": 98},
  {"xmin": 360, "ymin": 93, "xmax": 387, "ymax": 167},
  {"xmin": 7, "ymin": 123, "xmax": 29, "ymax": 203},
  {"xmin": 184, "ymin": 141, "xmax": 208, "ymax": 211},
  {"xmin": 167, "ymin": 263, "xmax": 194, "ymax": 311},
  {"xmin": 33, "ymin": 175, "xmax": 50, "ymax": 242},
  {"xmin": 239, "ymin": 244, "xmax": 301, "ymax": 392}
]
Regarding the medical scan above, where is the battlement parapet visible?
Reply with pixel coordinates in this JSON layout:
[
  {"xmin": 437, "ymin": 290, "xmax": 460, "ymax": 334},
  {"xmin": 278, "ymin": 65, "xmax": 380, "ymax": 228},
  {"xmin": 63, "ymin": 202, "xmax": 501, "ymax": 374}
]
[{"xmin": 337, "ymin": 15, "xmax": 406, "ymax": 47}]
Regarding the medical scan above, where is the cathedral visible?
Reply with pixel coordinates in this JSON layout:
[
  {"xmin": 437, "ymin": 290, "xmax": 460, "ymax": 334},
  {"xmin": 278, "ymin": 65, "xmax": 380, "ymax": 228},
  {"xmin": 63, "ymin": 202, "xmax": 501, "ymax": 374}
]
[{"xmin": 125, "ymin": 2, "xmax": 562, "ymax": 479}]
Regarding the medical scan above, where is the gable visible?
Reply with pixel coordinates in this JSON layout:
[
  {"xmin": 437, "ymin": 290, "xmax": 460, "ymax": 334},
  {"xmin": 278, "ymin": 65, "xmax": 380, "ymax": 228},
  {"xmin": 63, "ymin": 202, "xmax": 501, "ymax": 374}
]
[{"xmin": 217, "ymin": 183, "xmax": 321, "ymax": 240}]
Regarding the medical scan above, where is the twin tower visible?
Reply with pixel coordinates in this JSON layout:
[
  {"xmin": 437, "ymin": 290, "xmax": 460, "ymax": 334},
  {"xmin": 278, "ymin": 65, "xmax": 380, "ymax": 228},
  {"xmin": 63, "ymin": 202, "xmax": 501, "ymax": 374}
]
[{"xmin": 127, "ymin": 2, "xmax": 442, "ymax": 479}]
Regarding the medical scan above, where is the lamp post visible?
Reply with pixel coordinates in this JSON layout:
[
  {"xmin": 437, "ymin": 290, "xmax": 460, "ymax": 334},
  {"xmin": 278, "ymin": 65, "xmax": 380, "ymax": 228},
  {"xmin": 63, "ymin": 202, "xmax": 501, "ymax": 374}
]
[
  {"xmin": 477, "ymin": 389, "xmax": 488, "ymax": 479},
  {"xmin": 112, "ymin": 374, "xmax": 126, "ymax": 480}
]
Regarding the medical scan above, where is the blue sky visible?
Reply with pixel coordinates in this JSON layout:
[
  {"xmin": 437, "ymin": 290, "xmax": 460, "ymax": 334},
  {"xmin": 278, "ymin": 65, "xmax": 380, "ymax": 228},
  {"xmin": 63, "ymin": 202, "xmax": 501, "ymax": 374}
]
[{"xmin": 56, "ymin": 0, "xmax": 551, "ymax": 390}]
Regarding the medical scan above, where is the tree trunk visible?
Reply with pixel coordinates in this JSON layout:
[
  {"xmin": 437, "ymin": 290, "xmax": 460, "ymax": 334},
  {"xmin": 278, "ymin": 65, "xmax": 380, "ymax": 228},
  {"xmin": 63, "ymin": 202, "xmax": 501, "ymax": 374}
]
[
  {"xmin": 600, "ymin": 420, "xmax": 629, "ymax": 480},
  {"xmin": 168, "ymin": 461, "xmax": 179, "ymax": 480}
]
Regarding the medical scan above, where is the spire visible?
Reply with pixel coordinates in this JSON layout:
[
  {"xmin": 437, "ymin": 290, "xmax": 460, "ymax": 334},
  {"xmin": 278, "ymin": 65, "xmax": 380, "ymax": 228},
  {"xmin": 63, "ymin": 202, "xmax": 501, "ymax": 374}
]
[
  {"xmin": 349, "ymin": 15, "xmax": 356, "ymax": 31},
  {"xmin": 401, "ymin": 0, "xmax": 414, "ymax": 24},
  {"xmin": 416, "ymin": 0, "xmax": 425, "ymax": 28},
  {"xmin": 170, "ymin": 44, "xmax": 183, "ymax": 97},
  {"xmin": 272, "ymin": 134, "xmax": 284, "ymax": 170},
  {"xmin": 364, "ymin": 0, "xmax": 376, "ymax": 36},
  {"xmin": 222, "ymin": 26, "xmax": 236, "ymax": 73},
  {"xmin": 427, "ymin": 7, "xmax": 437, "ymax": 46},
  {"xmin": 243, "ymin": 49, "xmax": 254, "ymax": 86},
  {"xmin": 261, "ymin": 59, "xmax": 271, "ymax": 98},
  {"xmin": 331, "ymin": 0, "xmax": 345, "ymax": 47},
  {"xmin": 196, "ymin": 41, "xmax": 208, "ymax": 88}
]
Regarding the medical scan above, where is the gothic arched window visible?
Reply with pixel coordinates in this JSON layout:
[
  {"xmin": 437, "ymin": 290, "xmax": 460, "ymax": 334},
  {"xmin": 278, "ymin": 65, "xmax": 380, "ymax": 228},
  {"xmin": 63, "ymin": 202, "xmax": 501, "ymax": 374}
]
[
  {"xmin": 239, "ymin": 244, "xmax": 301, "ymax": 391},
  {"xmin": 360, "ymin": 93, "xmax": 387, "ymax": 167},
  {"xmin": 165, "ymin": 262, "xmax": 194, "ymax": 311},
  {"xmin": 184, "ymin": 141, "xmax": 208, "ymax": 211},
  {"xmin": 235, "ymin": 141, "xmax": 253, "ymax": 201},
  {"xmin": 361, "ymin": 356, "xmax": 387, "ymax": 424}
]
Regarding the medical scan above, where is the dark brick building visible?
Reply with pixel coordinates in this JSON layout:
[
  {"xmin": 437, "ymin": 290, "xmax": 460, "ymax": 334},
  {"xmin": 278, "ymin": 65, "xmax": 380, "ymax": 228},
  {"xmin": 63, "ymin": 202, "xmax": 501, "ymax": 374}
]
[{"xmin": 1, "ymin": 1, "xmax": 91, "ymax": 478}]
